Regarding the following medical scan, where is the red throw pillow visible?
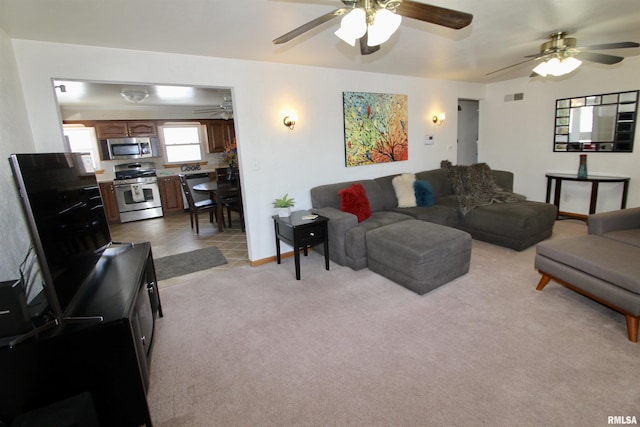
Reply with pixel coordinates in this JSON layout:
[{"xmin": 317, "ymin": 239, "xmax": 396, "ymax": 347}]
[{"xmin": 338, "ymin": 183, "xmax": 371, "ymax": 222}]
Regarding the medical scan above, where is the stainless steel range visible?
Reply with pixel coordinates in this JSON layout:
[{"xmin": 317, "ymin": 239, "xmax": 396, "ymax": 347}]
[{"xmin": 113, "ymin": 162, "xmax": 163, "ymax": 223}]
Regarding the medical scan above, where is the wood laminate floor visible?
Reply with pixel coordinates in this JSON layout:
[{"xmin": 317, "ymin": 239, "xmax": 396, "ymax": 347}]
[{"xmin": 109, "ymin": 210, "xmax": 248, "ymax": 273}]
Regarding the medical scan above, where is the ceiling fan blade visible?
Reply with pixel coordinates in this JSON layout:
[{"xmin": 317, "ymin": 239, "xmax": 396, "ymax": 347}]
[
  {"xmin": 273, "ymin": 8, "xmax": 348, "ymax": 44},
  {"xmin": 579, "ymin": 41, "xmax": 640, "ymax": 51},
  {"xmin": 575, "ymin": 51, "xmax": 624, "ymax": 65},
  {"xmin": 396, "ymin": 0, "xmax": 473, "ymax": 30},
  {"xmin": 524, "ymin": 52, "xmax": 547, "ymax": 58},
  {"xmin": 359, "ymin": 32, "xmax": 380, "ymax": 55},
  {"xmin": 485, "ymin": 57, "xmax": 537, "ymax": 76}
]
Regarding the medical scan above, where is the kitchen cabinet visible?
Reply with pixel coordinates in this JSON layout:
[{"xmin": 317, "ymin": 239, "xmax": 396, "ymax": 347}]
[
  {"xmin": 96, "ymin": 120, "xmax": 157, "ymax": 139},
  {"xmin": 99, "ymin": 181, "xmax": 121, "ymax": 224},
  {"xmin": 158, "ymin": 175, "xmax": 184, "ymax": 215},
  {"xmin": 205, "ymin": 120, "xmax": 235, "ymax": 153}
]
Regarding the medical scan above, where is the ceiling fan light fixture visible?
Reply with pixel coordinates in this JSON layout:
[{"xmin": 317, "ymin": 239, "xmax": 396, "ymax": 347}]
[
  {"xmin": 121, "ymin": 89, "xmax": 149, "ymax": 104},
  {"xmin": 335, "ymin": 8, "xmax": 367, "ymax": 46},
  {"xmin": 533, "ymin": 56, "xmax": 582, "ymax": 77},
  {"xmin": 367, "ymin": 9, "xmax": 402, "ymax": 46}
]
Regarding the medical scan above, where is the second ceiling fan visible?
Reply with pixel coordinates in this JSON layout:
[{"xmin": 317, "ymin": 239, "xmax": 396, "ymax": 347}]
[
  {"xmin": 273, "ymin": 0, "xmax": 473, "ymax": 55},
  {"xmin": 488, "ymin": 32, "xmax": 640, "ymax": 77}
]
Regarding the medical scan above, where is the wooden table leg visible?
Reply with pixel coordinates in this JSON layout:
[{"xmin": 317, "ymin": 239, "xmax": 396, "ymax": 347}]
[
  {"xmin": 553, "ymin": 178, "xmax": 562, "ymax": 218},
  {"xmin": 545, "ymin": 176, "xmax": 552, "ymax": 203},
  {"xmin": 589, "ymin": 181, "xmax": 599, "ymax": 214},
  {"xmin": 274, "ymin": 224, "xmax": 281, "ymax": 264},
  {"xmin": 324, "ymin": 236, "xmax": 330, "ymax": 271},
  {"xmin": 294, "ymin": 246, "xmax": 301, "ymax": 280},
  {"xmin": 216, "ymin": 203, "xmax": 224, "ymax": 232},
  {"xmin": 621, "ymin": 179, "xmax": 630, "ymax": 209}
]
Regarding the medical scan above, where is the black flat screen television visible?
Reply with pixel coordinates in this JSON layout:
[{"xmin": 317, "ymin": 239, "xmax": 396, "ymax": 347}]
[{"xmin": 9, "ymin": 153, "xmax": 112, "ymax": 319}]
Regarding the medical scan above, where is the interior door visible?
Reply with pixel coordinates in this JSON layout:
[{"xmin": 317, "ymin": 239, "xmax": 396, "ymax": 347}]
[{"xmin": 457, "ymin": 99, "xmax": 479, "ymax": 165}]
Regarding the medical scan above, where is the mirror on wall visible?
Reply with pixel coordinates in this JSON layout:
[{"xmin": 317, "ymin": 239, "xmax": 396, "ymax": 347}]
[{"xmin": 553, "ymin": 90, "xmax": 638, "ymax": 152}]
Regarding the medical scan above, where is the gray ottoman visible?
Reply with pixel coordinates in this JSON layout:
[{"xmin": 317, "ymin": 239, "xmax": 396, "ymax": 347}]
[{"xmin": 366, "ymin": 220, "xmax": 472, "ymax": 295}]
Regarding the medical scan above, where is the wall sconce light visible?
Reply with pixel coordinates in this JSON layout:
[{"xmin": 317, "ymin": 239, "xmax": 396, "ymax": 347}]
[
  {"xmin": 432, "ymin": 113, "xmax": 446, "ymax": 126},
  {"xmin": 54, "ymin": 84, "xmax": 67, "ymax": 93},
  {"xmin": 283, "ymin": 115, "xmax": 296, "ymax": 130}
]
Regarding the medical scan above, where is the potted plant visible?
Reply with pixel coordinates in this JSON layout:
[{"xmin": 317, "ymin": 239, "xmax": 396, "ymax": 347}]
[{"xmin": 273, "ymin": 193, "xmax": 295, "ymax": 217}]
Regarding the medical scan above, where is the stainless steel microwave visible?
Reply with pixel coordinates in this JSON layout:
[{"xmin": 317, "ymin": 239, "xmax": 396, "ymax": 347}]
[{"xmin": 106, "ymin": 137, "xmax": 155, "ymax": 160}]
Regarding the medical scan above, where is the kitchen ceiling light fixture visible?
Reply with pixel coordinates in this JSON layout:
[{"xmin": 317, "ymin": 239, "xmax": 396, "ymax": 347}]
[
  {"xmin": 121, "ymin": 89, "xmax": 149, "ymax": 104},
  {"xmin": 532, "ymin": 56, "xmax": 582, "ymax": 77}
]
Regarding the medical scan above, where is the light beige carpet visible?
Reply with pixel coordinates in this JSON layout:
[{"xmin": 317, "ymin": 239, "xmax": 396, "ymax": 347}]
[{"xmin": 147, "ymin": 220, "xmax": 640, "ymax": 427}]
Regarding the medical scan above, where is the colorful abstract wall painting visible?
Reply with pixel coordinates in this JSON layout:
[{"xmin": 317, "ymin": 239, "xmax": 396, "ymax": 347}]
[{"xmin": 342, "ymin": 92, "xmax": 408, "ymax": 167}]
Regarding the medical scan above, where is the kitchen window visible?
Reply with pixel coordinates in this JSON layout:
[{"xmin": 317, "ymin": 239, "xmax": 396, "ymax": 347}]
[
  {"xmin": 63, "ymin": 125, "xmax": 100, "ymax": 168},
  {"xmin": 159, "ymin": 123, "xmax": 206, "ymax": 163}
]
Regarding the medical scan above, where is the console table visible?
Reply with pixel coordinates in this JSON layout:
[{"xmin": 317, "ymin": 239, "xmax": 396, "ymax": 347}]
[
  {"xmin": 545, "ymin": 173, "xmax": 630, "ymax": 220},
  {"xmin": 273, "ymin": 210, "xmax": 329, "ymax": 280}
]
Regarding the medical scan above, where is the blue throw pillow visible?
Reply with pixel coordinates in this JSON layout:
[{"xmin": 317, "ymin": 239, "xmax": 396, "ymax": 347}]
[{"xmin": 414, "ymin": 180, "xmax": 434, "ymax": 207}]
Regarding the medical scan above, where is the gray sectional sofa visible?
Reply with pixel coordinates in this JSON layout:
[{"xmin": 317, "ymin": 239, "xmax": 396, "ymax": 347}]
[{"xmin": 310, "ymin": 165, "xmax": 558, "ymax": 271}]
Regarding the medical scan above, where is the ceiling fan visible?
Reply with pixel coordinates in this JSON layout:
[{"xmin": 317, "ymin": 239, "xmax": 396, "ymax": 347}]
[
  {"xmin": 273, "ymin": 0, "xmax": 473, "ymax": 55},
  {"xmin": 487, "ymin": 32, "xmax": 640, "ymax": 77},
  {"xmin": 193, "ymin": 100, "xmax": 234, "ymax": 119}
]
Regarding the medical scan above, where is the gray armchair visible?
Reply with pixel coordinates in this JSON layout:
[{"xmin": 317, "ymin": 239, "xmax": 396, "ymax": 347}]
[
  {"xmin": 535, "ymin": 207, "xmax": 640, "ymax": 342},
  {"xmin": 588, "ymin": 207, "xmax": 640, "ymax": 247}
]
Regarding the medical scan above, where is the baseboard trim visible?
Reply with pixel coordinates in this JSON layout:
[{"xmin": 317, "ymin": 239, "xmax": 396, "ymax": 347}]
[{"xmin": 250, "ymin": 248, "xmax": 316, "ymax": 267}]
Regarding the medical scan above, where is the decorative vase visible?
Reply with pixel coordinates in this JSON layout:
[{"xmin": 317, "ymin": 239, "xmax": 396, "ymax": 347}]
[
  {"xmin": 578, "ymin": 154, "xmax": 588, "ymax": 179},
  {"xmin": 278, "ymin": 207, "xmax": 291, "ymax": 217}
]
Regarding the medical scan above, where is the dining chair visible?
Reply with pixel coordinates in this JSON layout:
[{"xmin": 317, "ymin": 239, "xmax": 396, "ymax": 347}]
[
  {"xmin": 223, "ymin": 175, "xmax": 245, "ymax": 231},
  {"xmin": 215, "ymin": 166, "xmax": 240, "ymax": 203},
  {"xmin": 215, "ymin": 167, "xmax": 230, "ymax": 182},
  {"xmin": 178, "ymin": 174, "xmax": 218, "ymax": 234}
]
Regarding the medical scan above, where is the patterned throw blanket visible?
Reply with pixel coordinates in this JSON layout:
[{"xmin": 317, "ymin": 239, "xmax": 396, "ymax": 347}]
[{"xmin": 441, "ymin": 160, "xmax": 526, "ymax": 215}]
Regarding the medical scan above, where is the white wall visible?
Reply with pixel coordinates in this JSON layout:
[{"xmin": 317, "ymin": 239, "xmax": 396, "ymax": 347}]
[
  {"xmin": 0, "ymin": 28, "xmax": 36, "ymax": 281},
  {"xmin": 481, "ymin": 56, "xmax": 640, "ymax": 214},
  {"xmin": 8, "ymin": 38, "xmax": 639, "ymax": 266},
  {"xmin": 9, "ymin": 40, "xmax": 485, "ymax": 262}
]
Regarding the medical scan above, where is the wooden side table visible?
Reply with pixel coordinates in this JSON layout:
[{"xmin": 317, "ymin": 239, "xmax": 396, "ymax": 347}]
[
  {"xmin": 545, "ymin": 173, "xmax": 630, "ymax": 220},
  {"xmin": 272, "ymin": 210, "xmax": 329, "ymax": 280}
]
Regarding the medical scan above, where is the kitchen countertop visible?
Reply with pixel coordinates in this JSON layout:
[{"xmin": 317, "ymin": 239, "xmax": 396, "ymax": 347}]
[{"xmin": 96, "ymin": 166, "xmax": 221, "ymax": 182}]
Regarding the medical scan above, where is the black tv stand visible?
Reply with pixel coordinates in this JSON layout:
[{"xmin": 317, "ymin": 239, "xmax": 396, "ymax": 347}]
[
  {"xmin": 0, "ymin": 242, "xmax": 162, "ymax": 427},
  {"xmin": 8, "ymin": 315, "xmax": 104, "ymax": 348}
]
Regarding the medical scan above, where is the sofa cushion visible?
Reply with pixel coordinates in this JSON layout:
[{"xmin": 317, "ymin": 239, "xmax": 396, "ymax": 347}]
[
  {"xmin": 459, "ymin": 201, "xmax": 556, "ymax": 251},
  {"xmin": 415, "ymin": 169, "xmax": 454, "ymax": 199},
  {"xmin": 344, "ymin": 211, "xmax": 412, "ymax": 269},
  {"xmin": 602, "ymin": 229, "xmax": 640, "ymax": 248},
  {"xmin": 392, "ymin": 205, "xmax": 459, "ymax": 227},
  {"xmin": 536, "ymin": 235, "xmax": 640, "ymax": 295},
  {"xmin": 338, "ymin": 183, "xmax": 371, "ymax": 223},
  {"xmin": 414, "ymin": 180, "xmax": 434, "ymax": 207},
  {"xmin": 392, "ymin": 173, "xmax": 417, "ymax": 207},
  {"xmin": 374, "ymin": 174, "xmax": 404, "ymax": 210}
]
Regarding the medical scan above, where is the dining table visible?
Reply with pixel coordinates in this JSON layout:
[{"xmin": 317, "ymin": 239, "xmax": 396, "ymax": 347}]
[{"xmin": 192, "ymin": 180, "xmax": 240, "ymax": 232}]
